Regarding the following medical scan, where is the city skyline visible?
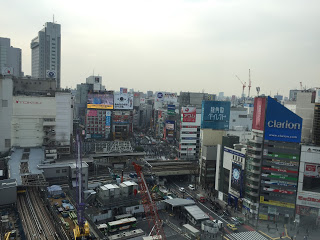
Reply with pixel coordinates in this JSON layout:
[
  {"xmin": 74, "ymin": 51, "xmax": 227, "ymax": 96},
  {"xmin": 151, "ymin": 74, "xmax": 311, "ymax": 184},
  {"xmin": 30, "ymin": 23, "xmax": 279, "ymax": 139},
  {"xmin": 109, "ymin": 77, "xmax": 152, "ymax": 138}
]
[{"xmin": 1, "ymin": 0, "xmax": 319, "ymax": 96}]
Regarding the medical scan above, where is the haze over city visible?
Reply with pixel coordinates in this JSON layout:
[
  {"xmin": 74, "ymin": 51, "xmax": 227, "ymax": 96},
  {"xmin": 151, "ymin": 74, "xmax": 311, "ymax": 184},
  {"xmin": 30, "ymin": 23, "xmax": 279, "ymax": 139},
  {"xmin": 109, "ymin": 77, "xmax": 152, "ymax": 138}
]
[{"xmin": 1, "ymin": 0, "xmax": 319, "ymax": 96}]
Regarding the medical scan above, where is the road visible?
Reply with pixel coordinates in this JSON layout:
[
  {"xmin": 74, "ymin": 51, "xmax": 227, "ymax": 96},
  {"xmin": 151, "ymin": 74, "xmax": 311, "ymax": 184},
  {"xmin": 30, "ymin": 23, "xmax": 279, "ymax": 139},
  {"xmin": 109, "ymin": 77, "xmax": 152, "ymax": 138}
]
[{"xmin": 168, "ymin": 181, "xmax": 257, "ymax": 235}]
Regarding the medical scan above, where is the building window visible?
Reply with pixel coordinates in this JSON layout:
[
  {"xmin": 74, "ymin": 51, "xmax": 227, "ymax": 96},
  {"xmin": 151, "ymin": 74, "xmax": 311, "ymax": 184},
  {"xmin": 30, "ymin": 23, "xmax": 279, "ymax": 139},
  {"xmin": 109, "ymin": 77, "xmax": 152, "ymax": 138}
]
[
  {"xmin": 56, "ymin": 170, "xmax": 60, "ymax": 174},
  {"xmin": 5, "ymin": 139, "xmax": 11, "ymax": 148},
  {"xmin": 2, "ymin": 100, "xmax": 8, "ymax": 107},
  {"xmin": 62, "ymin": 169, "xmax": 67, "ymax": 173}
]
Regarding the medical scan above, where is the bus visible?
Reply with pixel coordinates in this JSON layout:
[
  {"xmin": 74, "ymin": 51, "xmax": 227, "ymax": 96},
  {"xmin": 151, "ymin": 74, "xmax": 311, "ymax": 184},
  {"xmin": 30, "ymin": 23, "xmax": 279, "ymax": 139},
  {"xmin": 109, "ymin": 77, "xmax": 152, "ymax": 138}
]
[
  {"xmin": 114, "ymin": 213, "xmax": 133, "ymax": 221},
  {"xmin": 107, "ymin": 217, "xmax": 137, "ymax": 233}
]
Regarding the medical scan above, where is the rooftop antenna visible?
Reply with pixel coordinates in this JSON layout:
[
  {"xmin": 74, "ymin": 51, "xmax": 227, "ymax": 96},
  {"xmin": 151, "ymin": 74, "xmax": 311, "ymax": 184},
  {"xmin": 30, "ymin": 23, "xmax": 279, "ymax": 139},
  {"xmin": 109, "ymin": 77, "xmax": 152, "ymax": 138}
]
[
  {"xmin": 256, "ymin": 87, "xmax": 260, "ymax": 96},
  {"xmin": 53, "ymin": 14, "xmax": 55, "ymax": 23}
]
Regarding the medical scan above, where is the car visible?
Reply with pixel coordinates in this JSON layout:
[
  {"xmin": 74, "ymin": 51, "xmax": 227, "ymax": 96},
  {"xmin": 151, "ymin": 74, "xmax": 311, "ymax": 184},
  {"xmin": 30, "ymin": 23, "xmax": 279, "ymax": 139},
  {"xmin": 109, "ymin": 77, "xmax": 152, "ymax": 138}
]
[
  {"xmin": 230, "ymin": 217, "xmax": 240, "ymax": 226},
  {"xmin": 179, "ymin": 187, "xmax": 185, "ymax": 192},
  {"xmin": 235, "ymin": 217, "xmax": 244, "ymax": 225},
  {"xmin": 188, "ymin": 184, "xmax": 195, "ymax": 190},
  {"xmin": 227, "ymin": 224, "xmax": 238, "ymax": 232}
]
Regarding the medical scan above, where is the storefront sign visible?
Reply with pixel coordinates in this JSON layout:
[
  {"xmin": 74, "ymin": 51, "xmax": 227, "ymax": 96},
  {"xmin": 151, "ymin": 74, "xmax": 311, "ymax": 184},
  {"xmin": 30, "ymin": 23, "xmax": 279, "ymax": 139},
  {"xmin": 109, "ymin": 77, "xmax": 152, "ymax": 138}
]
[{"xmin": 296, "ymin": 194, "xmax": 320, "ymax": 208}]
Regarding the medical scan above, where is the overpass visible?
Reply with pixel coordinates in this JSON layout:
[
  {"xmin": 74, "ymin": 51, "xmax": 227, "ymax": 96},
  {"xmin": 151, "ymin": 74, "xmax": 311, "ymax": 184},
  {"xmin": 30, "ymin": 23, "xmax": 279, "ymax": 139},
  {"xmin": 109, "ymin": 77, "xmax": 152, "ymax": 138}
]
[{"xmin": 144, "ymin": 159, "xmax": 199, "ymax": 177}]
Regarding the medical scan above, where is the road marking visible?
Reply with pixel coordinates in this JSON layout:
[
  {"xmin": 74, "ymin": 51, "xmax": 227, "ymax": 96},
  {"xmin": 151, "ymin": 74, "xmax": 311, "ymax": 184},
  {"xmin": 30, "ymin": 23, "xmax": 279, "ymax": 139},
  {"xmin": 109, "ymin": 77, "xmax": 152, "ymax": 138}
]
[{"xmin": 197, "ymin": 201, "xmax": 231, "ymax": 225}]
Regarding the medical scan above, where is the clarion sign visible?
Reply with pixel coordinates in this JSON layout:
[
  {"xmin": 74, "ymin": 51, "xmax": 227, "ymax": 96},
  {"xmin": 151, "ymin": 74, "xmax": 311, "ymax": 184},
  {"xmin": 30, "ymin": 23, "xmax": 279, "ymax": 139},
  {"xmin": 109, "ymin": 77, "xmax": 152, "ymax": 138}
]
[{"xmin": 267, "ymin": 120, "xmax": 301, "ymax": 130}]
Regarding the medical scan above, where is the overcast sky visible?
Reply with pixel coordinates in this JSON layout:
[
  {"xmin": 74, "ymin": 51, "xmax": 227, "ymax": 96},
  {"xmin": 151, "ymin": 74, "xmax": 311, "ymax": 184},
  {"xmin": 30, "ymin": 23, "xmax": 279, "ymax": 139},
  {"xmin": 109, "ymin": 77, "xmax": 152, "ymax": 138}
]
[{"xmin": 1, "ymin": 0, "xmax": 319, "ymax": 97}]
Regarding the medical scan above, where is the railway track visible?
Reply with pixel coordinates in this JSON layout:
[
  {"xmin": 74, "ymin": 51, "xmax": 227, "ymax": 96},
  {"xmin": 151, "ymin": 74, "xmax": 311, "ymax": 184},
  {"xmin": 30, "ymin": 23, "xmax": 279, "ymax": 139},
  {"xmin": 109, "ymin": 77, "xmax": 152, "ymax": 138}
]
[{"xmin": 17, "ymin": 188, "xmax": 60, "ymax": 240}]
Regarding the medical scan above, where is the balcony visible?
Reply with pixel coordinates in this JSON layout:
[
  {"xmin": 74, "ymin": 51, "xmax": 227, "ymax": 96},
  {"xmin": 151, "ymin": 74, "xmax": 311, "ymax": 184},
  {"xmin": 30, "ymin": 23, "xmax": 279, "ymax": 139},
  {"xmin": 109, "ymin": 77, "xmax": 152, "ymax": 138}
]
[
  {"xmin": 247, "ymin": 168, "xmax": 261, "ymax": 175},
  {"xmin": 247, "ymin": 152, "xmax": 261, "ymax": 159},
  {"xmin": 246, "ymin": 182, "xmax": 259, "ymax": 190},
  {"xmin": 249, "ymin": 136, "xmax": 263, "ymax": 144},
  {"xmin": 247, "ymin": 175, "xmax": 260, "ymax": 182},
  {"xmin": 248, "ymin": 160, "xmax": 261, "ymax": 167},
  {"xmin": 246, "ymin": 190, "xmax": 259, "ymax": 197}
]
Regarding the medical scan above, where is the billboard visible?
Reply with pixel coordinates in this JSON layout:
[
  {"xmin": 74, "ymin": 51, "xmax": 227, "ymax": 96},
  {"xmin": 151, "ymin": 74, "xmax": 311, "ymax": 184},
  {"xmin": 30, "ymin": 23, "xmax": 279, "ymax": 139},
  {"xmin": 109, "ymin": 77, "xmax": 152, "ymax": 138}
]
[
  {"xmin": 304, "ymin": 163, "xmax": 320, "ymax": 178},
  {"xmin": 114, "ymin": 93, "xmax": 133, "ymax": 109},
  {"xmin": 168, "ymin": 105, "xmax": 175, "ymax": 115},
  {"xmin": 166, "ymin": 120, "xmax": 175, "ymax": 130},
  {"xmin": 113, "ymin": 111, "xmax": 131, "ymax": 125},
  {"xmin": 181, "ymin": 107, "xmax": 196, "ymax": 122},
  {"xmin": 231, "ymin": 162, "xmax": 242, "ymax": 194},
  {"xmin": 155, "ymin": 92, "xmax": 177, "ymax": 102},
  {"xmin": 264, "ymin": 96, "xmax": 302, "ymax": 143},
  {"xmin": 155, "ymin": 92, "xmax": 164, "ymax": 102},
  {"xmin": 87, "ymin": 93, "xmax": 114, "ymax": 109},
  {"xmin": 297, "ymin": 193, "xmax": 320, "ymax": 208},
  {"xmin": 201, "ymin": 101, "xmax": 230, "ymax": 129},
  {"xmin": 105, "ymin": 111, "xmax": 111, "ymax": 128},
  {"xmin": 252, "ymin": 97, "xmax": 266, "ymax": 131}
]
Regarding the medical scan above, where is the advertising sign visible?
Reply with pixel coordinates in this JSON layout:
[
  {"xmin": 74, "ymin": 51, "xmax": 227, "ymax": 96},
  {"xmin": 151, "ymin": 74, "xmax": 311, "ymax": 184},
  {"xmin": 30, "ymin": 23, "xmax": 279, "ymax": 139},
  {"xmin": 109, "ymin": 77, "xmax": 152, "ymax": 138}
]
[
  {"xmin": 262, "ymin": 167, "xmax": 298, "ymax": 174},
  {"xmin": 156, "ymin": 92, "xmax": 164, "ymax": 102},
  {"xmin": 262, "ymin": 173, "xmax": 297, "ymax": 181},
  {"xmin": 262, "ymin": 187, "xmax": 295, "ymax": 194},
  {"xmin": 181, "ymin": 107, "xmax": 196, "ymax": 122},
  {"xmin": 261, "ymin": 180, "xmax": 297, "ymax": 187},
  {"xmin": 168, "ymin": 105, "xmax": 175, "ymax": 115},
  {"xmin": 164, "ymin": 92, "xmax": 177, "ymax": 102},
  {"xmin": 304, "ymin": 163, "xmax": 320, "ymax": 178},
  {"xmin": 87, "ymin": 110, "xmax": 97, "ymax": 117},
  {"xmin": 140, "ymin": 97, "xmax": 146, "ymax": 104},
  {"xmin": 315, "ymin": 89, "xmax": 320, "ymax": 104},
  {"xmin": 231, "ymin": 163, "xmax": 242, "ymax": 194},
  {"xmin": 260, "ymin": 196, "xmax": 295, "ymax": 209},
  {"xmin": 165, "ymin": 120, "xmax": 175, "ymax": 130},
  {"xmin": 264, "ymin": 96, "xmax": 302, "ymax": 143},
  {"xmin": 252, "ymin": 97, "xmax": 266, "ymax": 131},
  {"xmin": 201, "ymin": 101, "xmax": 231, "ymax": 129},
  {"xmin": 114, "ymin": 93, "xmax": 133, "ymax": 109},
  {"xmin": 297, "ymin": 193, "xmax": 320, "ymax": 208},
  {"xmin": 105, "ymin": 111, "xmax": 111, "ymax": 128},
  {"xmin": 87, "ymin": 93, "xmax": 114, "ymax": 109}
]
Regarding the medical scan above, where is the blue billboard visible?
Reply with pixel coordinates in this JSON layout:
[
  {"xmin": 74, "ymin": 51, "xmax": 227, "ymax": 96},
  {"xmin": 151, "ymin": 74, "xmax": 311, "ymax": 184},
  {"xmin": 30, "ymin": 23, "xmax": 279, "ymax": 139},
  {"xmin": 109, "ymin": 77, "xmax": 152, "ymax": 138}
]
[
  {"xmin": 201, "ymin": 101, "xmax": 230, "ymax": 129},
  {"xmin": 264, "ymin": 96, "xmax": 302, "ymax": 143}
]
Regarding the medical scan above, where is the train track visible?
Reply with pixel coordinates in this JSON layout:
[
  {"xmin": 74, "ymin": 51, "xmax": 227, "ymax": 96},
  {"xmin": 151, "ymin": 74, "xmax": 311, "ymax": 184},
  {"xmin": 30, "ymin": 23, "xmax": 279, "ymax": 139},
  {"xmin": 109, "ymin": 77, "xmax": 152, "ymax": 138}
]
[{"xmin": 17, "ymin": 188, "xmax": 60, "ymax": 240}]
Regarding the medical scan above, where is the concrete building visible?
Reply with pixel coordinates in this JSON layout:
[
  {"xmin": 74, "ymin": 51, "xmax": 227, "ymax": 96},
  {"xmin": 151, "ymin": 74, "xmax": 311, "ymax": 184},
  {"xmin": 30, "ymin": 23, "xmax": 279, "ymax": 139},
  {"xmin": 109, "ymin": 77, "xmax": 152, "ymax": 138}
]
[
  {"xmin": 179, "ymin": 108, "xmax": 201, "ymax": 160},
  {"xmin": 0, "ymin": 179, "xmax": 17, "ymax": 206},
  {"xmin": 314, "ymin": 101, "xmax": 320, "ymax": 146},
  {"xmin": 243, "ymin": 96, "xmax": 302, "ymax": 222},
  {"xmin": 199, "ymin": 145, "xmax": 218, "ymax": 192},
  {"xmin": 229, "ymin": 106, "xmax": 253, "ymax": 131},
  {"xmin": 295, "ymin": 91, "xmax": 315, "ymax": 143},
  {"xmin": 31, "ymin": 22, "xmax": 61, "ymax": 88},
  {"xmin": 295, "ymin": 145, "xmax": 320, "ymax": 226},
  {"xmin": 0, "ymin": 37, "xmax": 22, "ymax": 77},
  {"xmin": 0, "ymin": 75, "xmax": 73, "ymax": 155}
]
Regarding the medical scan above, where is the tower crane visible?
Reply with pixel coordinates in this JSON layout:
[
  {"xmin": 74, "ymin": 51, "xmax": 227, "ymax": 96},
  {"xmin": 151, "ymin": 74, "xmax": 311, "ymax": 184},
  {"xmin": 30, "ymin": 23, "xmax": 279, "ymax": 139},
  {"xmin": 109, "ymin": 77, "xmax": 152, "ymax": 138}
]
[
  {"xmin": 236, "ymin": 75, "xmax": 246, "ymax": 100},
  {"xmin": 248, "ymin": 69, "xmax": 251, "ymax": 98},
  {"xmin": 133, "ymin": 162, "xmax": 166, "ymax": 239},
  {"xmin": 73, "ymin": 131, "xmax": 91, "ymax": 239}
]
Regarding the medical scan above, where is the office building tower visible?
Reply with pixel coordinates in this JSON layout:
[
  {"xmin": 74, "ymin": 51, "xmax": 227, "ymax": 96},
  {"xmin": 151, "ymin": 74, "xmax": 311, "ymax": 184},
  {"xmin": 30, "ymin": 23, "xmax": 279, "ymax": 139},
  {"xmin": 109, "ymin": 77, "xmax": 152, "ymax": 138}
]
[
  {"xmin": 31, "ymin": 22, "xmax": 61, "ymax": 88},
  {"xmin": 0, "ymin": 37, "xmax": 22, "ymax": 77}
]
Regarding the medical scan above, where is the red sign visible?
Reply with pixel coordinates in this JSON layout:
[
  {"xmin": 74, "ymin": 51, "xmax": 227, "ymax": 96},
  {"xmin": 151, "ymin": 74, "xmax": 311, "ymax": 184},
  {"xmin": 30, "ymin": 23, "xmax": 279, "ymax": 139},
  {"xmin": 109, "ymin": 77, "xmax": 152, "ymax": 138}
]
[
  {"xmin": 182, "ymin": 107, "xmax": 196, "ymax": 122},
  {"xmin": 87, "ymin": 110, "xmax": 97, "ymax": 117},
  {"xmin": 252, "ymin": 97, "xmax": 266, "ymax": 131},
  {"xmin": 262, "ymin": 167, "xmax": 298, "ymax": 174}
]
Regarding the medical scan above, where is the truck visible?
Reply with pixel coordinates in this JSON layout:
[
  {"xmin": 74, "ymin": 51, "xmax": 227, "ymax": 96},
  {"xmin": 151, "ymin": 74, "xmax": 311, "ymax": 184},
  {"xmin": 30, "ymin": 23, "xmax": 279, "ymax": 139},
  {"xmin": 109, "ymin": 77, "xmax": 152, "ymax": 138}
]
[{"xmin": 196, "ymin": 193, "xmax": 206, "ymax": 203}]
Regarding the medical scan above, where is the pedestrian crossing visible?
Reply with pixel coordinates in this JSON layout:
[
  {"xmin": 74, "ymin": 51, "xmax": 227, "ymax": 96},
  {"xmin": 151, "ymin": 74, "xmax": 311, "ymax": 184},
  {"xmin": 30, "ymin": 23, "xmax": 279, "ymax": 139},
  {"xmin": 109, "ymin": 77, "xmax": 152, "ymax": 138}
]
[{"xmin": 226, "ymin": 231, "xmax": 269, "ymax": 240}]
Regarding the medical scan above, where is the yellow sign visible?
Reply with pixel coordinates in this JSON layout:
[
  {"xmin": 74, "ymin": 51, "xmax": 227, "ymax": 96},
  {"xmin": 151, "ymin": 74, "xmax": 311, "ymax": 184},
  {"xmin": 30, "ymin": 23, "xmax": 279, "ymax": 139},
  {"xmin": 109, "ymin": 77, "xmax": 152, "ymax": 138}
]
[
  {"xmin": 260, "ymin": 197, "xmax": 295, "ymax": 209},
  {"xmin": 87, "ymin": 104, "xmax": 113, "ymax": 110},
  {"xmin": 259, "ymin": 214, "xmax": 268, "ymax": 220}
]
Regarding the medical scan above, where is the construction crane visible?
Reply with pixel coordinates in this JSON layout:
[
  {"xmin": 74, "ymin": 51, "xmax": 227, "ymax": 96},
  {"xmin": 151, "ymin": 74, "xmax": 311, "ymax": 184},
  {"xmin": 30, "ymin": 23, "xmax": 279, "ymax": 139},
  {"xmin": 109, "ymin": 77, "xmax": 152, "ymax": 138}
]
[
  {"xmin": 73, "ymin": 131, "xmax": 91, "ymax": 240},
  {"xmin": 248, "ymin": 69, "xmax": 251, "ymax": 98},
  {"xmin": 133, "ymin": 162, "xmax": 166, "ymax": 239},
  {"xmin": 236, "ymin": 75, "xmax": 246, "ymax": 100}
]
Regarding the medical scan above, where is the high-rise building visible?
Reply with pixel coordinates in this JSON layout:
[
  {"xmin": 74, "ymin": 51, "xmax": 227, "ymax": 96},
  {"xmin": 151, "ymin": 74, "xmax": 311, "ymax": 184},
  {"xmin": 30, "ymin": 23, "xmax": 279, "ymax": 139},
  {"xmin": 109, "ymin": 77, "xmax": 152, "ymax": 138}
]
[
  {"xmin": 31, "ymin": 22, "xmax": 61, "ymax": 88},
  {"xmin": 0, "ymin": 37, "xmax": 22, "ymax": 77},
  {"xmin": 243, "ymin": 96, "xmax": 302, "ymax": 223}
]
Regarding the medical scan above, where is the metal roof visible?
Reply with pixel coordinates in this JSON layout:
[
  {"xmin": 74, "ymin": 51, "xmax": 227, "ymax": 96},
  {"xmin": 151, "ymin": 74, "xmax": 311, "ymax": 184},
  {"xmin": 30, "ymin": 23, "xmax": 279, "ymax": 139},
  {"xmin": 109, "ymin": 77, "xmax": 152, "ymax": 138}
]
[
  {"xmin": 163, "ymin": 198, "xmax": 195, "ymax": 207},
  {"xmin": 184, "ymin": 205, "xmax": 210, "ymax": 221}
]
